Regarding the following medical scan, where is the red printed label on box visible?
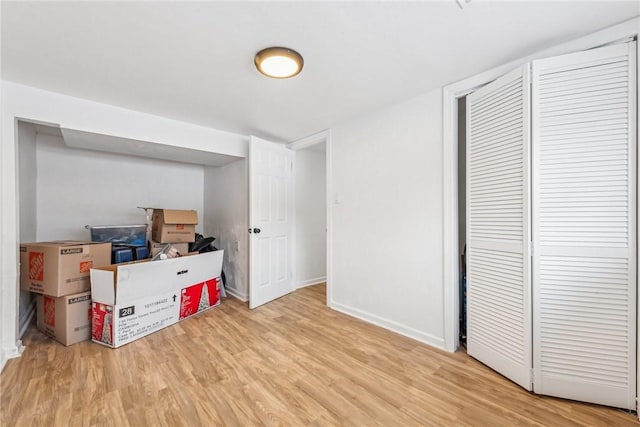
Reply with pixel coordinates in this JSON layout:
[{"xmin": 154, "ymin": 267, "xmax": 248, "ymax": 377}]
[
  {"xmin": 79, "ymin": 260, "xmax": 93, "ymax": 273},
  {"xmin": 179, "ymin": 278, "xmax": 219, "ymax": 320},
  {"xmin": 44, "ymin": 296, "xmax": 55, "ymax": 327},
  {"xmin": 92, "ymin": 302, "xmax": 114, "ymax": 346},
  {"xmin": 176, "ymin": 224, "xmax": 185, "ymax": 230},
  {"xmin": 29, "ymin": 251, "xmax": 45, "ymax": 281}
]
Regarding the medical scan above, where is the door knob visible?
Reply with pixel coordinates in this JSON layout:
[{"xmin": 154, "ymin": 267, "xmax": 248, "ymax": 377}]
[{"xmin": 253, "ymin": 228, "xmax": 261, "ymax": 234}]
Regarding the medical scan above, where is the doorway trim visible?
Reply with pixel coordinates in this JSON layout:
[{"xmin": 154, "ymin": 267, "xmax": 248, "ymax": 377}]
[
  {"xmin": 287, "ymin": 129, "xmax": 333, "ymax": 307},
  {"xmin": 442, "ymin": 18, "xmax": 640, "ymax": 353}
]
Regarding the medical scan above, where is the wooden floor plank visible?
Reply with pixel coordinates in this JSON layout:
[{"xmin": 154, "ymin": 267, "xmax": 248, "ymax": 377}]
[{"xmin": 1, "ymin": 284, "xmax": 638, "ymax": 426}]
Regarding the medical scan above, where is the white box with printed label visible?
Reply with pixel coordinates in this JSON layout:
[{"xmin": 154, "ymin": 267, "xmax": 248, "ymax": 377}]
[{"xmin": 90, "ymin": 251, "xmax": 223, "ymax": 348}]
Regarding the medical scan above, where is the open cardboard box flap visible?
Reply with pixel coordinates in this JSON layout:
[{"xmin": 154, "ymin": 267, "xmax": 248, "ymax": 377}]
[
  {"xmin": 90, "ymin": 251, "xmax": 223, "ymax": 305},
  {"xmin": 159, "ymin": 209, "xmax": 198, "ymax": 225},
  {"xmin": 90, "ymin": 250, "xmax": 224, "ymax": 348}
]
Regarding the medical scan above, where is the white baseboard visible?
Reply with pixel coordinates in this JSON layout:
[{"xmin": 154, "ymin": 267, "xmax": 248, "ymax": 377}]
[
  {"xmin": 329, "ymin": 300, "xmax": 446, "ymax": 351},
  {"xmin": 19, "ymin": 300, "xmax": 36, "ymax": 339},
  {"xmin": 2, "ymin": 340, "xmax": 25, "ymax": 372},
  {"xmin": 225, "ymin": 287, "xmax": 248, "ymax": 302},
  {"xmin": 296, "ymin": 276, "xmax": 326, "ymax": 289}
]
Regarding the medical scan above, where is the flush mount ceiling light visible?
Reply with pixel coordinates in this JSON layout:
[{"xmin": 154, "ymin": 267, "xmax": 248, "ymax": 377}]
[{"xmin": 254, "ymin": 47, "xmax": 304, "ymax": 79}]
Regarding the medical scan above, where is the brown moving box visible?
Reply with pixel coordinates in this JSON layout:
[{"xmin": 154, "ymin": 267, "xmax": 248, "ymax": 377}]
[
  {"xmin": 36, "ymin": 291, "xmax": 92, "ymax": 346},
  {"xmin": 149, "ymin": 240, "xmax": 190, "ymax": 257},
  {"xmin": 20, "ymin": 241, "xmax": 111, "ymax": 296},
  {"xmin": 152, "ymin": 209, "xmax": 198, "ymax": 243}
]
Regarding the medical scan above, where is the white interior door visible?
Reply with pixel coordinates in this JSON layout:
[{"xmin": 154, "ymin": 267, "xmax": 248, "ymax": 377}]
[
  {"xmin": 249, "ymin": 136, "xmax": 295, "ymax": 309},
  {"xmin": 532, "ymin": 42, "xmax": 637, "ymax": 409},
  {"xmin": 466, "ymin": 64, "xmax": 532, "ymax": 390}
]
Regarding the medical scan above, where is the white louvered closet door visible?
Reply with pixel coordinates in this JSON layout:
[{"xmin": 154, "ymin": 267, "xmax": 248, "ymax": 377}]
[
  {"xmin": 467, "ymin": 64, "xmax": 532, "ymax": 390},
  {"xmin": 532, "ymin": 42, "xmax": 637, "ymax": 409}
]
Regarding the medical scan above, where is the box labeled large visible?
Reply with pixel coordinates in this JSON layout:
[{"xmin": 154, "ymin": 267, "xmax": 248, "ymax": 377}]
[
  {"xmin": 151, "ymin": 209, "xmax": 198, "ymax": 243},
  {"xmin": 36, "ymin": 291, "xmax": 92, "ymax": 346},
  {"xmin": 90, "ymin": 251, "xmax": 223, "ymax": 348},
  {"xmin": 20, "ymin": 241, "xmax": 111, "ymax": 296}
]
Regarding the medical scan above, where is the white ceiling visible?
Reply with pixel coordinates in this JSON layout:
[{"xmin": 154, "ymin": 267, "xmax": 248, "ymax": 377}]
[{"xmin": 2, "ymin": 2, "xmax": 639, "ymax": 142}]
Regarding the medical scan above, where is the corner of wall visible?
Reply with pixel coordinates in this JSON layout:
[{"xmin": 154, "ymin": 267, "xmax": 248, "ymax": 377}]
[
  {"xmin": 2, "ymin": 340, "xmax": 25, "ymax": 372},
  {"xmin": 225, "ymin": 287, "xmax": 248, "ymax": 302},
  {"xmin": 18, "ymin": 300, "xmax": 36, "ymax": 339},
  {"xmin": 330, "ymin": 302, "xmax": 446, "ymax": 351},
  {"xmin": 296, "ymin": 277, "xmax": 326, "ymax": 289},
  {"xmin": 202, "ymin": 160, "xmax": 249, "ymax": 299}
]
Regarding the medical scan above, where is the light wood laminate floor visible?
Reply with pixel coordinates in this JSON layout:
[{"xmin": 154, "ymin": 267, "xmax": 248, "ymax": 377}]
[{"xmin": 1, "ymin": 284, "xmax": 638, "ymax": 426}]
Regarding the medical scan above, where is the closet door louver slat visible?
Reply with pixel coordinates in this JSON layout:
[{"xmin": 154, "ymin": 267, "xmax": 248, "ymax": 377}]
[
  {"xmin": 532, "ymin": 42, "xmax": 637, "ymax": 410},
  {"xmin": 467, "ymin": 64, "xmax": 532, "ymax": 390}
]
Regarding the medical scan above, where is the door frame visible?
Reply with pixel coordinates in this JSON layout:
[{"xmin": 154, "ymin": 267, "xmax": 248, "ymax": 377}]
[
  {"xmin": 287, "ymin": 129, "xmax": 333, "ymax": 307},
  {"xmin": 442, "ymin": 17, "xmax": 640, "ymax": 354}
]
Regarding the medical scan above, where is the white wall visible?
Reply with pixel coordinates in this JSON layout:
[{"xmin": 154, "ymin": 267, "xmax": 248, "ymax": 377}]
[
  {"xmin": 203, "ymin": 160, "xmax": 248, "ymax": 300},
  {"xmin": 17, "ymin": 122, "xmax": 37, "ymax": 336},
  {"xmin": 330, "ymin": 89, "xmax": 445, "ymax": 348},
  {"xmin": 18, "ymin": 124, "xmax": 37, "ymax": 242},
  {"xmin": 328, "ymin": 19, "xmax": 640, "ymax": 354},
  {"xmin": 35, "ymin": 134, "xmax": 204, "ymax": 240},
  {"xmin": 294, "ymin": 148, "xmax": 326, "ymax": 287}
]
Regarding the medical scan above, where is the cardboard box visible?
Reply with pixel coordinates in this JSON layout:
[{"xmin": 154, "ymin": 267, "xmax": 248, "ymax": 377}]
[
  {"xmin": 36, "ymin": 291, "xmax": 92, "ymax": 346},
  {"xmin": 90, "ymin": 251, "xmax": 223, "ymax": 348},
  {"xmin": 149, "ymin": 241, "xmax": 190, "ymax": 257},
  {"xmin": 151, "ymin": 209, "xmax": 198, "ymax": 243},
  {"xmin": 20, "ymin": 241, "xmax": 112, "ymax": 296}
]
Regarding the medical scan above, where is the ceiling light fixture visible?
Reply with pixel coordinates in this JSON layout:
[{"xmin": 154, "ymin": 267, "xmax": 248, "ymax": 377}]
[{"xmin": 254, "ymin": 47, "xmax": 304, "ymax": 79}]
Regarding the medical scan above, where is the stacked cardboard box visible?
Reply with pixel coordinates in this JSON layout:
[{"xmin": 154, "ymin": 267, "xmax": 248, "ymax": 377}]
[
  {"xmin": 150, "ymin": 208, "xmax": 198, "ymax": 256},
  {"xmin": 151, "ymin": 209, "xmax": 198, "ymax": 243},
  {"xmin": 20, "ymin": 241, "xmax": 111, "ymax": 346}
]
